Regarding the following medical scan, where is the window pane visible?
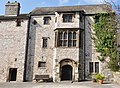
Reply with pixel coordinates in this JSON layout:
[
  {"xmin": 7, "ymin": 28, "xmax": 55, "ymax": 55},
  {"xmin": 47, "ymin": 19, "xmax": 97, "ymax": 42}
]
[
  {"xmin": 63, "ymin": 14, "xmax": 73, "ymax": 22},
  {"xmin": 64, "ymin": 32, "xmax": 67, "ymax": 39},
  {"xmin": 68, "ymin": 32, "xmax": 72, "ymax": 40},
  {"xmin": 95, "ymin": 16, "xmax": 99, "ymax": 23},
  {"xmin": 95, "ymin": 62, "xmax": 99, "ymax": 73},
  {"xmin": 63, "ymin": 40, "xmax": 67, "ymax": 46},
  {"xmin": 38, "ymin": 62, "xmax": 46, "ymax": 67},
  {"xmin": 43, "ymin": 38, "xmax": 47, "ymax": 48},
  {"xmin": 89, "ymin": 62, "xmax": 93, "ymax": 73},
  {"xmin": 44, "ymin": 19, "xmax": 48, "ymax": 24},
  {"xmin": 73, "ymin": 32, "xmax": 76, "ymax": 39},
  {"xmin": 68, "ymin": 40, "xmax": 72, "ymax": 47},
  {"xmin": 58, "ymin": 32, "xmax": 63, "ymax": 46},
  {"xmin": 73, "ymin": 40, "xmax": 76, "ymax": 47},
  {"xmin": 44, "ymin": 17, "xmax": 50, "ymax": 24},
  {"xmin": 59, "ymin": 32, "xmax": 63, "ymax": 40},
  {"xmin": 58, "ymin": 40, "xmax": 62, "ymax": 46},
  {"xmin": 68, "ymin": 15, "xmax": 72, "ymax": 22}
]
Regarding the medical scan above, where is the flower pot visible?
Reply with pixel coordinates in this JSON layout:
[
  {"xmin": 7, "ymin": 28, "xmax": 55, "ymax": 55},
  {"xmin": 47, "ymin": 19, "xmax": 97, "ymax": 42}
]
[{"xmin": 98, "ymin": 80, "xmax": 103, "ymax": 84}]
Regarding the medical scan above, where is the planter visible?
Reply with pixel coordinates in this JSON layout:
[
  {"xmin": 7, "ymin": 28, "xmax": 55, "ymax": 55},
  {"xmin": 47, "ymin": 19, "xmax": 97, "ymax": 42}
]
[
  {"xmin": 95, "ymin": 73, "xmax": 105, "ymax": 84},
  {"xmin": 98, "ymin": 80, "xmax": 103, "ymax": 84}
]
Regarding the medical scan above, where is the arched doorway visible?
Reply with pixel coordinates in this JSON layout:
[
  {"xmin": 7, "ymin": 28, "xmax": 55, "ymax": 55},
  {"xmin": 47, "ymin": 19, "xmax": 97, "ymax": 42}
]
[{"xmin": 61, "ymin": 65, "xmax": 72, "ymax": 81}]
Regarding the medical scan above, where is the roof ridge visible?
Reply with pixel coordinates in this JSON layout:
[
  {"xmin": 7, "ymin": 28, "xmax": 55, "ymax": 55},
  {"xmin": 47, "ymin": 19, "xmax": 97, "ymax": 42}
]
[{"xmin": 33, "ymin": 4, "xmax": 107, "ymax": 9}]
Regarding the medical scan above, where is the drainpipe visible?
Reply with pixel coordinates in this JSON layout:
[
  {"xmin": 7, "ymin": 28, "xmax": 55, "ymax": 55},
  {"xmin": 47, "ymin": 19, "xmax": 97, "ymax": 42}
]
[
  {"xmin": 23, "ymin": 15, "xmax": 31, "ymax": 82},
  {"xmin": 83, "ymin": 13, "xmax": 86, "ymax": 80}
]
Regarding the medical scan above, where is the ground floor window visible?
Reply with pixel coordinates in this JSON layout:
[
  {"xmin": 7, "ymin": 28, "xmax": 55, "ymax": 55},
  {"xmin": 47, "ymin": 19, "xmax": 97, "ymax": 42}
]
[
  {"xmin": 89, "ymin": 62, "xmax": 93, "ymax": 73},
  {"xmin": 8, "ymin": 68, "xmax": 17, "ymax": 81},
  {"xmin": 89, "ymin": 62, "xmax": 99, "ymax": 73}
]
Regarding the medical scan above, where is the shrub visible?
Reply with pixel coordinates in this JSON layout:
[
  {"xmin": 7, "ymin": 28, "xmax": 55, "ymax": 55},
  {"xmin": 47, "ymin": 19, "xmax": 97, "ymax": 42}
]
[{"xmin": 95, "ymin": 74, "xmax": 105, "ymax": 81}]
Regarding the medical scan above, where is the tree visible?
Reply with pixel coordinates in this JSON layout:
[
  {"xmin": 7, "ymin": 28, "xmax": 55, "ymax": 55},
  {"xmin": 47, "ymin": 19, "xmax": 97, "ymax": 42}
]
[{"xmin": 93, "ymin": 11, "xmax": 119, "ymax": 71}]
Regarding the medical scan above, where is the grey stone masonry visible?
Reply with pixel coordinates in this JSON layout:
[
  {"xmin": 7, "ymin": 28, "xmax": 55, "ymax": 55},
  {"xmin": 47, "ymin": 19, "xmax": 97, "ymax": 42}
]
[
  {"xmin": 5, "ymin": 1, "xmax": 20, "ymax": 16},
  {"xmin": 0, "ymin": 18, "xmax": 28, "ymax": 82}
]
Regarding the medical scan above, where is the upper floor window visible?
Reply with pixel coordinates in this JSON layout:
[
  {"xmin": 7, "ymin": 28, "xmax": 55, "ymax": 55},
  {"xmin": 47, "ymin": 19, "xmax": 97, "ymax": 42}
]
[
  {"xmin": 94, "ymin": 16, "xmax": 100, "ymax": 23},
  {"xmin": 43, "ymin": 17, "xmax": 51, "ymax": 25},
  {"xmin": 57, "ymin": 30, "xmax": 77, "ymax": 47},
  {"xmin": 16, "ymin": 19, "xmax": 21, "ymax": 26},
  {"xmin": 42, "ymin": 37, "xmax": 48, "ymax": 48},
  {"xmin": 63, "ymin": 14, "xmax": 73, "ymax": 22},
  {"xmin": 38, "ymin": 61, "xmax": 46, "ymax": 68}
]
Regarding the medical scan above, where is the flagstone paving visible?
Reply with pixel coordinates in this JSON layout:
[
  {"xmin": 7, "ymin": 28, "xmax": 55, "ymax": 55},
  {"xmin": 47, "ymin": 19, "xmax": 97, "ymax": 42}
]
[{"xmin": 0, "ymin": 81, "xmax": 119, "ymax": 88}]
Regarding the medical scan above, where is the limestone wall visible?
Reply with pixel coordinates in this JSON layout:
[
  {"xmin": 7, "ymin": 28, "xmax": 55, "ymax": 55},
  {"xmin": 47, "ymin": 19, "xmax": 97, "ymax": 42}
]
[
  {"xmin": 29, "ymin": 15, "xmax": 55, "ymax": 80},
  {"xmin": 29, "ymin": 12, "xmax": 82, "ymax": 81},
  {"xmin": 84, "ymin": 16, "xmax": 102, "ymax": 79},
  {"xmin": 0, "ymin": 19, "xmax": 28, "ymax": 82}
]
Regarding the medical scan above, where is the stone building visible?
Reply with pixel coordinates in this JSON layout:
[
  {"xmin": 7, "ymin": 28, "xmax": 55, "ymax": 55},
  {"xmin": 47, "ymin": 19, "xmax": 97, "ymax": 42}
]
[
  {"xmin": 0, "ymin": 1, "xmax": 112, "ymax": 82},
  {"xmin": 0, "ymin": 1, "xmax": 29, "ymax": 82}
]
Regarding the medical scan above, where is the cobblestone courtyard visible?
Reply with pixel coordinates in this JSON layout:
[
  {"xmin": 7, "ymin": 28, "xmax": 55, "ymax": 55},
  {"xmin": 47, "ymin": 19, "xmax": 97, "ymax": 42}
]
[{"xmin": 0, "ymin": 81, "xmax": 120, "ymax": 88}]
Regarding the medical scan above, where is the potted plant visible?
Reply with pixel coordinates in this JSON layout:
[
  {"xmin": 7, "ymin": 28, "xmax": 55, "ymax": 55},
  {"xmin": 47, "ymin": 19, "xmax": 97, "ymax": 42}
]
[
  {"xmin": 91, "ymin": 72, "xmax": 97, "ymax": 82},
  {"xmin": 95, "ymin": 73, "xmax": 105, "ymax": 84}
]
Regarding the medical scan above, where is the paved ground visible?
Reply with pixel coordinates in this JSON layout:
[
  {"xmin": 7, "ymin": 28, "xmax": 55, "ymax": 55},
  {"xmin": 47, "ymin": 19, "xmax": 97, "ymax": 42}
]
[{"xmin": 0, "ymin": 81, "xmax": 120, "ymax": 88}]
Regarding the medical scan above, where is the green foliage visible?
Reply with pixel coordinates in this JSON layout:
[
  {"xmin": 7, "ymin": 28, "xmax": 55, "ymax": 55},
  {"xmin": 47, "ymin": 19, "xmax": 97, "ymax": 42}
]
[
  {"xmin": 95, "ymin": 74, "xmax": 105, "ymax": 81},
  {"xmin": 109, "ymin": 58, "xmax": 119, "ymax": 71},
  {"xmin": 93, "ymin": 13, "xmax": 119, "ymax": 71}
]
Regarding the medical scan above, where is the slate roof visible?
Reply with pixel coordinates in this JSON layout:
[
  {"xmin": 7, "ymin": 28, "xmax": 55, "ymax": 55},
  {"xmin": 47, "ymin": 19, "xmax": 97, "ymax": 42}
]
[
  {"xmin": 0, "ymin": 14, "xmax": 29, "ymax": 20},
  {"xmin": 30, "ymin": 4, "xmax": 112, "ymax": 15}
]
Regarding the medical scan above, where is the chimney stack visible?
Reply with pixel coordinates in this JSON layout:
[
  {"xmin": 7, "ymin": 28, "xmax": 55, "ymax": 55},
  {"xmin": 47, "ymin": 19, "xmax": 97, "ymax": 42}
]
[{"xmin": 5, "ymin": 1, "xmax": 20, "ymax": 16}]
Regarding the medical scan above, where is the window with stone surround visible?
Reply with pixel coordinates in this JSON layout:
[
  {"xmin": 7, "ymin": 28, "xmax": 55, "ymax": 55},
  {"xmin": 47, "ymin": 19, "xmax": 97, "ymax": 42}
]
[
  {"xmin": 38, "ymin": 61, "xmax": 46, "ymax": 67},
  {"xmin": 42, "ymin": 37, "xmax": 48, "ymax": 48},
  {"xmin": 95, "ymin": 62, "xmax": 99, "ymax": 73},
  {"xmin": 16, "ymin": 19, "xmax": 21, "ymax": 26},
  {"xmin": 63, "ymin": 14, "xmax": 73, "ymax": 22},
  {"xmin": 56, "ymin": 30, "xmax": 77, "ymax": 47},
  {"xmin": 43, "ymin": 17, "xmax": 51, "ymax": 25},
  {"xmin": 89, "ymin": 62, "xmax": 93, "ymax": 73},
  {"xmin": 89, "ymin": 62, "xmax": 99, "ymax": 73}
]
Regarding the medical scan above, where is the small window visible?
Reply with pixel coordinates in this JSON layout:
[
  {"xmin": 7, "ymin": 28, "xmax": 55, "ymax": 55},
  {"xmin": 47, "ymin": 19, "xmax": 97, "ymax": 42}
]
[
  {"xmin": 89, "ymin": 62, "xmax": 99, "ymax": 74},
  {"xmin": 95, "ymin": 62, "xmax": 99, "ymax": 73},
  {"xmin": 89, "ymin": 62, "xmax": 93, "ymax": 73},
  {"xmin": 63, "ymin": 14, "xmax": 73, "ymax": 22},
  {"xmin": 43, "ymin": 17, "xmax": 51, "ymax": 25},
  {"xmin": 9, "ymin": 68, "xmax": 17, "ymax": 81},
  {"xmin": 42, "ymin": 37, "xmax": 48, "ymax": 48},
  {"xmin": 38, "ymin": 61, "xmax": 46, "ymax": 67},
  {"xmin": 94, "ymin": 16, "xmax": 100, "ymax": 23},
  {"xmin": 16, "ymin": 19, "xmax": 21, "ymax": 26}
]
